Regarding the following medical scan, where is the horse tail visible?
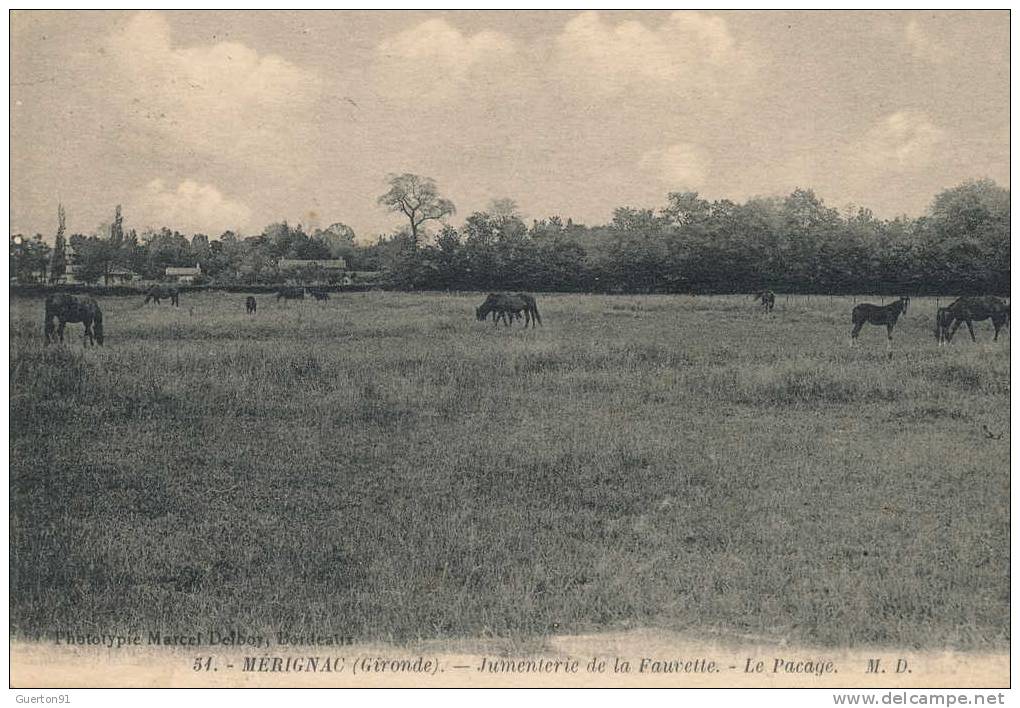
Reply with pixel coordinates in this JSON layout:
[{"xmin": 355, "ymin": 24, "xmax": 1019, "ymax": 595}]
[{"xmin": 850, "ymin": 305, "xmax": 862, "ymax": 324}]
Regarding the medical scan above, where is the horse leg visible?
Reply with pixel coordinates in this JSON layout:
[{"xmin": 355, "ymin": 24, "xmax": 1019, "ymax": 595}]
[
  {"xmin": 58, "ymin": 321, "xmax": 66, "ymax": 343},
  {"xmin": 850, "ymin": 321, "xmax": 863, "ymax": 346},
  {"xmin": 886, "ymin": 323, "xmax": 894, "ymax": 350},
  {"xmin": 83, "ymin": 322, "xmax": 93, "ymax": 347},
  {"xmin": 965, "ymin": 320, "xmax": 976, "ymax": 342},
  {"xmin": 947, "ymin": 319, "xmax": 962, "ymax": 343},
  {"xmin": 44, "ymin": 316, "xmax": 54, "ymax": 345}
]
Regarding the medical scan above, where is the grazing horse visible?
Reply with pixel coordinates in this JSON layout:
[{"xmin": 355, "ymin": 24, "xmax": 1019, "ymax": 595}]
[
  {"xmin": 245, "ymin": 296, "xmax": 257, "ymax": 315},
  {"xmin": 44, "ymin": 293, "xmax": 104, "ymax": 347},
  {"xmin": 277, "ymin": 287, "xmax": 305, "ymax": 301},
  {"xmin": 850, "ymin": 296, "xmax": 909, "ymax": 348},
  {"xmin": 754, "ymin": 290, "xmax": 775, "ymax": 313},
  {"xmin": 935, "ymin": 296, "xmax": 1009, "ymax": 344},
  {"xmin": 308, "ymin": 289, "xmax": 330, "ymax": 302},
  {"xmin": 475, "ymin": 292, "xmax": 542, "ymax": 328},
  {"xmin": 144, "ymin": 286, "xmax": 180, "ymax": 306}
]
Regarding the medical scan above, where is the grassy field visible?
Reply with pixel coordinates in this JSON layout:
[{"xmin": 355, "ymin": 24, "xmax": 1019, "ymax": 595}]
[{"xmin": 9, "ymin": 291, "xmax": 1010, "ymax": 650}]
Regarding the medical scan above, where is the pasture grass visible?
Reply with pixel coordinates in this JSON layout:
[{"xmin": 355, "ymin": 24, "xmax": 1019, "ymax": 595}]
[{"xmin": 9, "ymin": 292, "xmax": 1010, "ymax": 649}]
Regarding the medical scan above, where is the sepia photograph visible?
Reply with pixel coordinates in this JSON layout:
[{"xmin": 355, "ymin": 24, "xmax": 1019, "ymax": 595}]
[{"xmin": 7, "ymin": 9, "xmax": 1010, "ymax": 694}]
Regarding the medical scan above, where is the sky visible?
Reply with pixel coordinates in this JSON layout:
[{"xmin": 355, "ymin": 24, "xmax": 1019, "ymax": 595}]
[{"xmin": 9, "ymin": 10, "xmax": 1010, "ymax": 242}]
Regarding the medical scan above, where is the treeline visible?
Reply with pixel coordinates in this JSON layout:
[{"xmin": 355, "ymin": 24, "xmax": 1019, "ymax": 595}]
[
  {"xmin": 376, "ymin": 180, "xmax": 1009, "ymax": 295},
  {"xmin": 9, "ymin": 178, "xmax": 1009, "ymax": 295}
]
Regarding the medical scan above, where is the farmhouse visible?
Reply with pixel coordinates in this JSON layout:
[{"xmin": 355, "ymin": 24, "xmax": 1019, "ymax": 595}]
[
  {"xmin": 165, "ymin": 265, "xmax": 203, "ymax": 284},
  {"xmin": 104, "ymin": 266, "xmax": 143, "ymax": 285},
  {"xmin": 53, "ymin": 264, "xmax": 142, "ymax": 285}
]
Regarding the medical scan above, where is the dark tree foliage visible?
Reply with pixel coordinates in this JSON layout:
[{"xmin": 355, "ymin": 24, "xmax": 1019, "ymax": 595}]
[
  {"xmin": 10, "ymin": 234, "xmax": 51, "ymax": 283},
  {"xmin": 375, "ymin": 181, "xmax": 1009, "ymax": 295}
]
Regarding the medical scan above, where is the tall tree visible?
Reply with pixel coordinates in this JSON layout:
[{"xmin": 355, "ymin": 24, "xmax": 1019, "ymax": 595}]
[
  {"xmin": 110, "ymin": 204, "xmax": 124, "ymax": 247},
  {"xmin": 313, "ymin": 222, "xmax": 358, "ymax": 262},
  {"xmin": 377, "ymin": 173, "xmax": 455, "ymax": 247},
  {"xmin": 48, "ymin": 204, "xmax": 67, "ymax": 283}
]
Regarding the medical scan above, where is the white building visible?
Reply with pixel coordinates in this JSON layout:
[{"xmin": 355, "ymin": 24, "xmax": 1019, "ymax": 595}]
[{"xmin": 165, "ymin": 265, "xmax": 203, "ymax": 283}]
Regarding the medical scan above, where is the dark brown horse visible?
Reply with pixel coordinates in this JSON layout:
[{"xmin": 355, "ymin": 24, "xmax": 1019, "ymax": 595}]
[
  {"xmin": 245, "ymin": 296, "xmax": 257, "ymax": 315},
  {"xmin": 754, "ymin": 290, "xmax": 775, "ymax": 313},
  {"xmin": 144, "ymin": 286, "xmax": 180, "ymax": 306},
  {"xmin": 935, "ymin": 296, "xmax": 1009, "ymax": 344},
  {"xmin": 476, "ymin": 292, "xmax": 542, "ymax": 328},
  {"xmin": 850, "ymin": 297, "xmax": 909, "ymax": 348},
  {"xmin": 44, "ymin": 293, "xmax": 104, "ymax": 346}
]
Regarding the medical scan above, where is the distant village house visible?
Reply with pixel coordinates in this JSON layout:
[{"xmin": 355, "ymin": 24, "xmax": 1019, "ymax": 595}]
[
  {"xmin": 51, "ymin": 264, "xmax": 142, "ymax": 285},
  {"xmin": 165, "ymin": 265, "xmax": 203, "ymax": 284},
  {"xmin": 102, "ymin": 266, "xmax": 143, "ymax": 285}
]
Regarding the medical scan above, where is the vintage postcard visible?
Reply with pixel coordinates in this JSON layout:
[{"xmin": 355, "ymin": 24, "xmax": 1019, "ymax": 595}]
[{"xmin": 8, "ymin": 10, "xmax": 1009, "ymax": 692}]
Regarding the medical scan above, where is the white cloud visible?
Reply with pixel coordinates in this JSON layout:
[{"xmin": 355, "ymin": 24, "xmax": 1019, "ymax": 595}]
[
  {"xmin": 857, "ymin": 111, "xmax": 947, "ymax": 169},
  {"xmin": 904, "ymin": 19, "xmax": 947, "ymax": 64},
  {"xmin": 132, "ymin": 179, "xmax": 251, "ymax": 234},
  {"xmin": 639, "ymin": 143, "xmax": 709, "ymax": 188},
  {"xmin": 755, "ymin": 110, "xmax": 952, "ymax": 216},
  {"xmin": 553, "ymin": 11, "xmax": 757, "ymax": 99},
  {"xmin": 373, "ymin": 19, "xmax": 517, "ymax": 101},
  {"xmin": 109, "ymin": 12, "xmax": 322, "ymax": 165}
]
